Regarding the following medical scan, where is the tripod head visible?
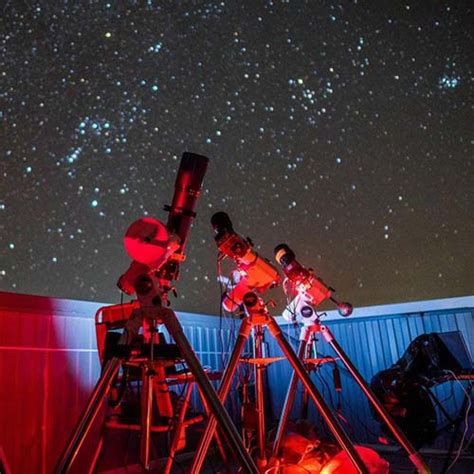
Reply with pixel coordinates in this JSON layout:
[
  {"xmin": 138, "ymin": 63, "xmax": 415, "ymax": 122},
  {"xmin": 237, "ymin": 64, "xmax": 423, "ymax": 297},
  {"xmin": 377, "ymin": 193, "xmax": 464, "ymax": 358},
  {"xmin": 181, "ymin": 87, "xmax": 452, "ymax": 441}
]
[
  {"xmin": 211, "ymin": 212, "xmax": 280, "ymax": 312},
  {"xmin": 274, "ymin": 243, "xmax": 353, "ymax": 318},
  {"xmin": 282, "ymin": 291, "xmax": 322, "ymax": 325},
  {"xmin": 118, "ymin": 152, "xmax": 209, "ymax": 303},
  {"xmin": 241, "ymin": 291, "xmax": 271, "ymax": 319}
]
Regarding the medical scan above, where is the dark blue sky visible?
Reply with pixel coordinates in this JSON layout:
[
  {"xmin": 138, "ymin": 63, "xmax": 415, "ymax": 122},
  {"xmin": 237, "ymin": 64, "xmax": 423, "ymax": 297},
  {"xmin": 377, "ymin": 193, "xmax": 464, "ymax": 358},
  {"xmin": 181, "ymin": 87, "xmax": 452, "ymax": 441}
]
[{"xmin": 2, "ymin": 1, "xmax": 473, "ymax": 314}]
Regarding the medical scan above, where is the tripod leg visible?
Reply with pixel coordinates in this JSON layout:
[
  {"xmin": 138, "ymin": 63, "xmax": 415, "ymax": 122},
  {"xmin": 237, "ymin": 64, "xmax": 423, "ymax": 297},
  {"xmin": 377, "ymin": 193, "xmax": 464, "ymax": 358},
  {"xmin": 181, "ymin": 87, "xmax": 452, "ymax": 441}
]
[
  {"xmin": 140, "ymin": 364, "xmax": 154, "ymax": 471},
  {"xmin": 160, "ymin": 310, "xmax": 258, "ymax": 473},
  {"xmin": 266, "ymin": 318, "xmax": 369, "ymax": 474},
  {"xmin": 154, "ymin": 364, "xmax": 173, "ymax": 417},
  {"xmin": 253, "ymin": 325, "xmax": 267, "ymax": 468},
  {"xmin": 55, "ymin": 357, "xmax": 122, "ymax": 473},
  {"xmin": 88, "ymin": 427, "xmax": 104, "ymax": 474},
  {"xmin": 271, "ymin": 337, "xmax": 307, "ymax": 460},
  {"xmin": 320, "ymin": 325, "xmax": 431, "ymax": 474},
  {"xmin": 164, "ymin": 381, "xmax": 194, "ymax": 474},
  {"xmin": 300, "ymin": 333, "xmax": 315, "ymax": 419},
  {"xmin": 197, "ymin": 385, "xmax": 229, "ymax": 467},
  {"xmin": 190, "ymin": 317, "xmax": 252, "ymax": 473}
]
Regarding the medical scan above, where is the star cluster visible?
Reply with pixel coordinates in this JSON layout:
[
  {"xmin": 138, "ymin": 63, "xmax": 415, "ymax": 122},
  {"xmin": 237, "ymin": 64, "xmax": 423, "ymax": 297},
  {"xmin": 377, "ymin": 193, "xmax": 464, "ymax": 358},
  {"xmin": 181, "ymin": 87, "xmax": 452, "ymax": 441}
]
[{"xmin": 2, "ymin": 1, "xmax": 473, "ymax": 314}]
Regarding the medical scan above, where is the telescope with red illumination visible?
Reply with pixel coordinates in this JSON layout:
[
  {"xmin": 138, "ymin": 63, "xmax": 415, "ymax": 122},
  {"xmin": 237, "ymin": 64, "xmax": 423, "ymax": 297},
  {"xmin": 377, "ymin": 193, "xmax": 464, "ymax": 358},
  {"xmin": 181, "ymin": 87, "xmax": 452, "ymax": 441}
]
[
  {"xmin": 118, "ymin": 152, "xmax": 209, "ymax": 296},
  {"xmin": 274, "ymin": 243, "xmax": 353, "ymax": 317},
  {"xmin": 211, "ymin": 212, "xmax": 280, "ymax": 312},
  {"xmin": 161, "ymin": 152, "xmax": 209, "ymax": 281}
]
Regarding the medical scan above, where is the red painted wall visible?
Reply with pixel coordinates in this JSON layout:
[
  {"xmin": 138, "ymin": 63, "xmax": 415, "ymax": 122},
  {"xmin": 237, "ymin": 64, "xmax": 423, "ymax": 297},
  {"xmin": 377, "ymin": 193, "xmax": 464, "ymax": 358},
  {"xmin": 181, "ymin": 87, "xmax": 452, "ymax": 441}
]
[{"xmin": 0, "ymin": 292, "xmax": 103, "ymax": 474}]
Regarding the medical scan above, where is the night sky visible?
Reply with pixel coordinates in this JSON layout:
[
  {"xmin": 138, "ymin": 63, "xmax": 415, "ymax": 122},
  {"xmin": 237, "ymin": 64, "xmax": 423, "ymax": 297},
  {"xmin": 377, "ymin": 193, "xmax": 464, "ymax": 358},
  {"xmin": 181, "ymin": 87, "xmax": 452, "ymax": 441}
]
[{"xmin": 2, "ymin": 1, "xmax": 473, "ymax": 316}]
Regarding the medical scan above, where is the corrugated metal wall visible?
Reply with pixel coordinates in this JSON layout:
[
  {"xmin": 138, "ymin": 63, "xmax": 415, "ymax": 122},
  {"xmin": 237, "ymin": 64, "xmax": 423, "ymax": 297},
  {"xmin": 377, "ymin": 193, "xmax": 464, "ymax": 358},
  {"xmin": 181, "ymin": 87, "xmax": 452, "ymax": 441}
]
[
  {"xmin": 265, "ymin": 303, "xmax": 474, "ymax": 448},
  {"xmin": 0, "ymin": 292, "xmax": 236, "ymax": 474},
  {"xmin": 0, "ymin": 293, "xmax": 103, "ymax": 474},
  {"xmin": 0, "ymin": 292, "xmax": 473, "ymax": 473}
]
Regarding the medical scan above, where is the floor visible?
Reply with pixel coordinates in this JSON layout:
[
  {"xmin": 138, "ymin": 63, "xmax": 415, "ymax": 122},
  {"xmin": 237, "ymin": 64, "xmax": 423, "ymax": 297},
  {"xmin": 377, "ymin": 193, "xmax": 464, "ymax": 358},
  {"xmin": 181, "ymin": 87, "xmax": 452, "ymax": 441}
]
[{"xmin": 97, "ymin": 445, "xmax": 474, "ymax": 473}]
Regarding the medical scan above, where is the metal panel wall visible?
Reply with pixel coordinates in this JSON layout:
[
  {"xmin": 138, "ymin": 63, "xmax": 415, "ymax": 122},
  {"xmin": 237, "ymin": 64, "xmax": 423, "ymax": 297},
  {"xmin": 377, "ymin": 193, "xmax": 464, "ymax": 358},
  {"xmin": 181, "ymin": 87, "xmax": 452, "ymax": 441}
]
[
  {"xmin": 0, "ymin": 292, "xmax": 230, "ymax": 474},
  {"xmin": 265, "ymin": 304, "xmax": 474, "ymax": 448},
  {"xmin": 1, "ymin": 292, "xmax": 472, "ymax": 473}
]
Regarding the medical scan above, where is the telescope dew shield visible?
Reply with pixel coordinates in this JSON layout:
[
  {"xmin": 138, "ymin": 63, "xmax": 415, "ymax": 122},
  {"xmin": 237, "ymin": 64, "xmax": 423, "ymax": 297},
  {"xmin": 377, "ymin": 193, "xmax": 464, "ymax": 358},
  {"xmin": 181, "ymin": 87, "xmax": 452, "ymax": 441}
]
[
  {"xmin": 118, "ymin": 152, "xmax": 208, "ymax": 293},
  {"xmin": 166, "ymin": 152, "xmax": 209, "ymax": 257},
  {"xmin": 211, "ymin": 211, "xmax": 234, "ymax": 238},
  {"xmin": 212, "ymin": 212, "xmax": 281, "ymax": 296}
]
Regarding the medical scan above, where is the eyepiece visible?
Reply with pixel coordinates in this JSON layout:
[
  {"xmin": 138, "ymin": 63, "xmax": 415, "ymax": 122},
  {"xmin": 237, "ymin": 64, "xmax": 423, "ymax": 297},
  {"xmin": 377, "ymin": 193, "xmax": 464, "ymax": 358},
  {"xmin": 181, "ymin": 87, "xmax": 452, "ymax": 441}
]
[
  {"xmin": 211, "ymin": 212, "xmax": 234, "ymax": 235},
  {"xmin": 274, "ymin": 243, "xmax": 295, "ymax": 267}
]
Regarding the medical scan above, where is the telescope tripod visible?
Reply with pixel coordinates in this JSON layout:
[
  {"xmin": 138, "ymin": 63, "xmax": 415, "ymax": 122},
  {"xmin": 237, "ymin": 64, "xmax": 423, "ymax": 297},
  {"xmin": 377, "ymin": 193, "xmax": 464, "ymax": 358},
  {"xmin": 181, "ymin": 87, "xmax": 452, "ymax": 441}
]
[
  {"xmin": 271, "ymin": 320, "xmax": 430, "ymax": 474},
  {"xmin": 191, "ymin": 293, "xmax": 372, "ymax": 474},
  {"xmin": 55, "ymin": 277, "xmax": 259, "ymax": 473}
]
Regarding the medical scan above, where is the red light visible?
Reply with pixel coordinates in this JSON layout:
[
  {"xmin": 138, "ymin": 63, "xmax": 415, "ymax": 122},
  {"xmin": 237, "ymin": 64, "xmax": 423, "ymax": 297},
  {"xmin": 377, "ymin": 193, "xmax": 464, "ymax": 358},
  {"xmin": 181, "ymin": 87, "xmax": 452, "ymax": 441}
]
[
  {"xmin": 320, "ymin": 446, "xmax": 389, "ymax": 474},
  {"xmin": 124, "ymin": 217, "xmax": 170, "ymax": 265}
]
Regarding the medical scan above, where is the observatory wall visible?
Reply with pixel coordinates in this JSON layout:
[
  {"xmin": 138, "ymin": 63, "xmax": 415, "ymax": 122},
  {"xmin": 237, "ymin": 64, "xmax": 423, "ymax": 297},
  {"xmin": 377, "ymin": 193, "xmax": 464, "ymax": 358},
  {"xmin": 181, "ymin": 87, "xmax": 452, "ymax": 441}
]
[{"xmin": 0, "ymin": 292, "xmax": 472, "ymax": 473}]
